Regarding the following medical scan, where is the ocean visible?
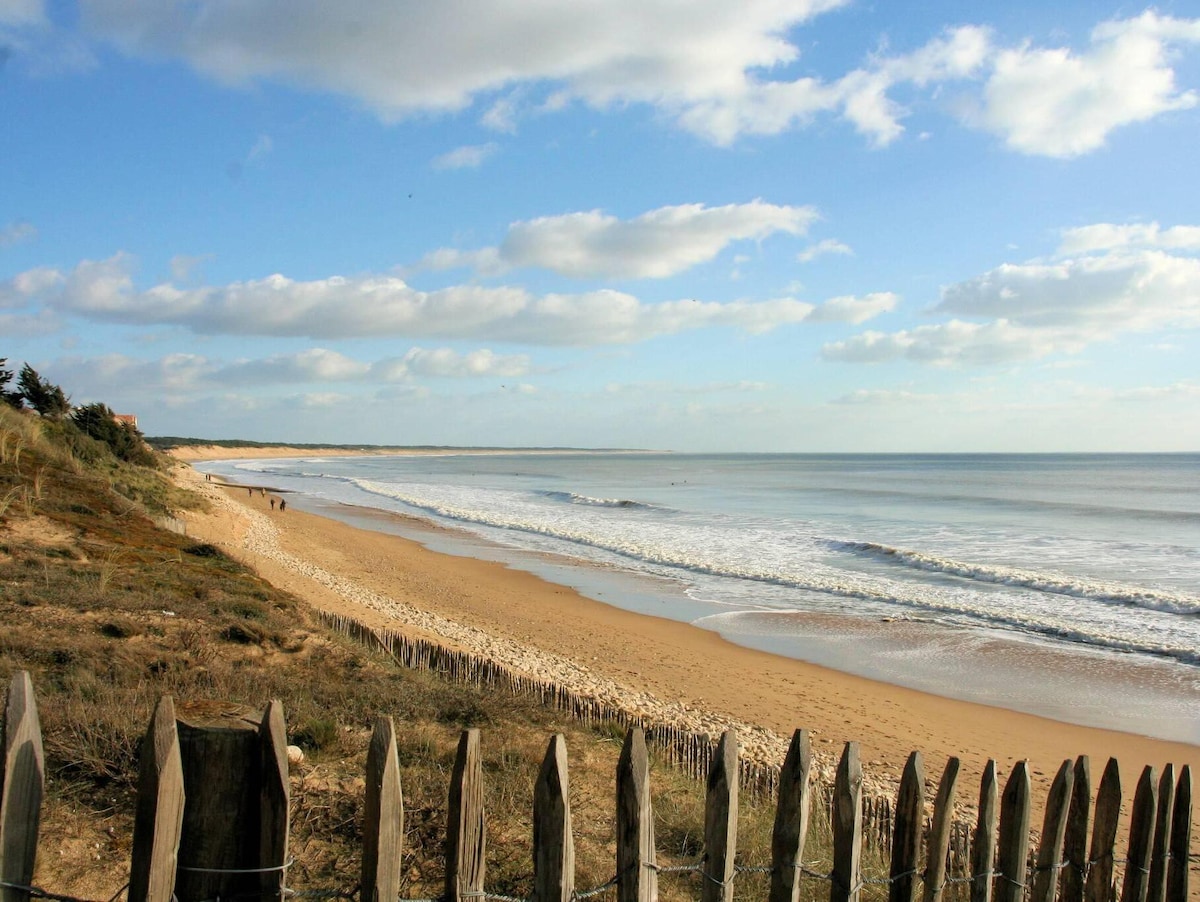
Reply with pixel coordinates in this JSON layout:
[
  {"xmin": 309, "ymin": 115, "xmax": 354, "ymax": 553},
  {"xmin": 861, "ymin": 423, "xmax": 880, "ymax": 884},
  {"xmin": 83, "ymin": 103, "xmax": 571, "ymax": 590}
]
[{"xmin": 196, "ymin": 452, "xmax": 1200, "ymax": 743}]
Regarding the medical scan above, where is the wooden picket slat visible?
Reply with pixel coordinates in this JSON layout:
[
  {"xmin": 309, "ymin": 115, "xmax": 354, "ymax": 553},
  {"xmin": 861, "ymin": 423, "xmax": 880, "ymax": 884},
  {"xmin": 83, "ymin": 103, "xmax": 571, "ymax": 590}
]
[
  {"xmin": 128, "ymin": 696, "xmax": 185, "ymax": 902},
  {"xmin": 830, "ymin": 742, "xmax": 863, "ymax": 902},
  {"xmin": 1147, "ymin": 764, "xmax": 1174, "ymax": 902},
  {"xmin": 922, "ymin": 757, "xmax": 960, "ymax": 902},
  {"xmin": 1085, "ymin": 758, "xmax": 1122, "ymax": 902},
  {"xmin": 702, "ymin": 731, "xmax": 738, "ymax": 902},
  {"xmin": 995, "ymin": 762, "xmax": 1031, "ymax": 902},
  {"xmin": 361, "ymin": 716, "xmax": 403, "ymax": 902},
  {"xmin": 1121, "ymin": 765, "xmax": 1158, "ymax": 902},
  {"xmin": 769, "ymin": 729, "xmax": 812, "ymax": 902},
  {"xmin": 446, "ymin": 729, "xmax": 486, "ymax": 902},
  {"xmin": 532, "ymin": 734, "xmax": 574, "ymax": 902},
  {"xmin": 1061, "ymin": 756, "xmax": 1091, "ymax": 902},
  {"xmin": 889, "ymin": 751, "xmax": 924, "ymax": 902},
  {"xmin": 259, "ymin": 701, "xmax": 290, "ymax": 902},
  {"xmin": 1166, "ymin": 766, "xmax": 1190, "ymax": 902},
  {"xmin": 1030, "ymin": 759, "xmax": 1073, "ymax": 902},
  {"xmin": 0, "ymin": 672, "xmax": 44, "ymax": 902},
  {"xmin": 971, "ymin": 760, "xmax": 999, "ymax": 902},
  {"xmin": 616, "ymin": 727, "xmax": 656, "ymax": 902}
]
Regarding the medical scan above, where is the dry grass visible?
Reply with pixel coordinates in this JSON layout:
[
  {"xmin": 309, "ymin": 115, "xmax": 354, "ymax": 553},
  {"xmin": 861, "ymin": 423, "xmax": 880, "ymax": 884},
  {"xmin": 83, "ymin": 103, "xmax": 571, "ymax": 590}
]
[{"xmin": 0, "ymin": 406, "xmax": 895, "ymax": 901}]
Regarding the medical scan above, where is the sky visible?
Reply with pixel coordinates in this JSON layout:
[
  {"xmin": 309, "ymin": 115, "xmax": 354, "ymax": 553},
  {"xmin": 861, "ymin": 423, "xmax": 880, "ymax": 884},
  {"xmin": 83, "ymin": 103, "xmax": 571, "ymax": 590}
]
[{"xmin": 2, "ymin": 1, "xmax": 1199, "ymax": 452}]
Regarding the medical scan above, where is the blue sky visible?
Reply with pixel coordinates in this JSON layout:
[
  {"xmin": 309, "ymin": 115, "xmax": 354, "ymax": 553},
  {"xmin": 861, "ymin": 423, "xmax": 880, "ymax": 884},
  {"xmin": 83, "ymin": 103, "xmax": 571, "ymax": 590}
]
[{"xmin": 2, "ymin": 1, "xmax": 1199, "ymax": 451}]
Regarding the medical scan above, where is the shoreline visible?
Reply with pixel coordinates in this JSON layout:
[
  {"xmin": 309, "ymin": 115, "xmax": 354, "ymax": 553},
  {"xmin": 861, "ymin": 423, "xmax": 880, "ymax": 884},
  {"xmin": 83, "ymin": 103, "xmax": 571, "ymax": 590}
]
[{"xmin": 170, "ymin": 460, "xmax": 1199, "ymax": 815}]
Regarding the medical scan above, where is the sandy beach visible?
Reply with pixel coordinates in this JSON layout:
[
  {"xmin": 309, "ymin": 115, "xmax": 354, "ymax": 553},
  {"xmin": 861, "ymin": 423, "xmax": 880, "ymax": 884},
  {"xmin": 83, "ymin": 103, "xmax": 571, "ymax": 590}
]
[{"xmin": 168, "ymin": 454, "xmax": 1200, "ymax": 826}]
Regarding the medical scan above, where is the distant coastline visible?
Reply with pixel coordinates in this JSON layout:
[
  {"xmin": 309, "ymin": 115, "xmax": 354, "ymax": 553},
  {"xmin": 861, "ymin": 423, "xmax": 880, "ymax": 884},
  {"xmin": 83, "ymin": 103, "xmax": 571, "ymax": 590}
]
[{"xmin": 160, "ymin": 439, "xmax": 657, "ymax": 461}]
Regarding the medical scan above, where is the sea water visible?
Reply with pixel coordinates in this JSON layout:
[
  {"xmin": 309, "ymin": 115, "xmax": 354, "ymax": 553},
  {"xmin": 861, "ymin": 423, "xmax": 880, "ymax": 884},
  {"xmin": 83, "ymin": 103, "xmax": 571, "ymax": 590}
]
[{"xmin": 197, "ymin": 453, "xmax": 1200, "ymax": 742}]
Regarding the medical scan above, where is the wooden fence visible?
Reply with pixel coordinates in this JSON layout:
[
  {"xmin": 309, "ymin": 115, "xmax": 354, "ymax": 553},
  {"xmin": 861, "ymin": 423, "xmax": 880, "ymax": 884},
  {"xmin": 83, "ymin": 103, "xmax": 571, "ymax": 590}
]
[{"xmin": 0, "ymin": 669, "xmax": 1193, "ymax": 902}]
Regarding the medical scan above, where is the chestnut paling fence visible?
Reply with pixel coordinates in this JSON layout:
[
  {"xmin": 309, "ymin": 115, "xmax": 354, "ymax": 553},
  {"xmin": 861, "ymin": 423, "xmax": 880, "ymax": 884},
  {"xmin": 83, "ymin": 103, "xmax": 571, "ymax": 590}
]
[{"xmin": 0, "ymin": 656, "xmax": 1194, "ymax": 902}]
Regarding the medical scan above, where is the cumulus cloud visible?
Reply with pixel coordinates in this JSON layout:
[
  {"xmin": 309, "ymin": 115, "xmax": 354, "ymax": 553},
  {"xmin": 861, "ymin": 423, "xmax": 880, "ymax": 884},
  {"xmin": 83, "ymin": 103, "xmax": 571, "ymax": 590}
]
[
  {"xmin": 432, "ymin": 142, "xmax": 498, "ymax": 170},
  {"xmin": 74, "ymin": 4, "xmax": 1200, "ymax": 152},
  {"xmin": 1058, "ymin": 222, "xmax": 1200, "ymax": 255},
  {"xmin": 804, "ymin": 292, "xmax": 896, "ymax": 324},
  {"xmin": 822, "ymin": 319, "xmax": 1066, "ymax": 366},
  {"xmin": 824, "ymin": 223, "xmax": 1200, "ymax": 366},
  {"xmin": 417, "ymin": 201, "xmax": 817, "ymax": 279},
  {"xmin": 797, "ymin": 238, "xmax": 852, "ymax": 263},
  {"xmin": 0, "ymin": 254, "xmax": 816, "ymax": 345},
  {"xmin": 977, "ymin": 12, "xmax": 1200, "ymax": 157}
]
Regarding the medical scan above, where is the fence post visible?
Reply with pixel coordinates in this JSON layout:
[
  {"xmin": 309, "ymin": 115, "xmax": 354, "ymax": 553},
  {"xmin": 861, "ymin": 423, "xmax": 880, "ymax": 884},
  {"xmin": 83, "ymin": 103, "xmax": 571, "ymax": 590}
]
[
  {"xmin": 1147, "ymin": 765, "xmax": 1174, "ymax": 902},
  {"xmin": 770, "ymin": 730, "xmax": 812, "ymax": 902},
  {"xmin": 923, "ymin": 757, "xmax": 960, "ymax": 902},
  {"xmin": 995, "ymin": 762, "xmax": 1031, "ymax": 902},
  {"xmin": 128, "ymin": 696, "xmax": 185, "ymax": 902},
  {"xmin": 1031, "ymin": 759, "xmax": 1074, "ymax": 902},
  {"xmin": 259, "ymin": 701, "xmax": 290, "ymax": 902},
  {"xmin": 0, "ymin": 671, "xmax": 43, "ymax": 902},
  {"xmin": 1061, "ymin": 756, "xmax": 1091, "ymax": 902},
  {"xmin": 446, "ymin": 729, "xmax": 486, "ymax": 902},
  {"xmin": 971, "ymin": 760, "xmax": 999, "ymax": 902},
  {"xmin": 533, "ymin": 734, "xmax": 574, "ymax": 902},
  {"xmin": 1166, "ymin": 766, "xmax": 1190, "ymax": 902},
  {"xmin": 830, "ymin": 742, "xmax": 863, "ymax": 902},
  {"xmin": 616, "ymin": 727, "xmax": 656, "ymax": 902},
  {"xmin": 1085, "ymin": 758, "xmax": 1122, "ymax": 902},
  {"xmin": 361, "ymin": 716, "xmax": 403, "ymax": 902},
  {"xmin": 702, "ymin": 731, "xmax": 738, "ymax": 902},
  {"xmin": 1121, "ymin": 766, "xmax": 1158, "ymax": 902},
  {"xmin": 175, "ymin": 701, "xmax": 287, "ymax": 901},
  {"xmin": 888, "ymin": 751, "xmax": 924, "ymax": 902}
]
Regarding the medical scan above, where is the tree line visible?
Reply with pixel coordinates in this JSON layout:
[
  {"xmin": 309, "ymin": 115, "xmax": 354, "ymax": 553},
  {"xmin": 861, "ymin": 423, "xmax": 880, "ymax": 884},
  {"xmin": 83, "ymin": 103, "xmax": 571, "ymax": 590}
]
[{"xmin": 1, "ymin": 357, "xmax": 156, "ymax": 466}]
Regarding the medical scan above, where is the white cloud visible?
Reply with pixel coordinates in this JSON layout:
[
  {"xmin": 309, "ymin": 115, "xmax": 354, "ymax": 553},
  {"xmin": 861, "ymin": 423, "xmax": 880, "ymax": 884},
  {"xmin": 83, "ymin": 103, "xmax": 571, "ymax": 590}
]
[
  {"xmin": 246, "ymin": 133, "xmax": 273, "ymax": 163},
  {"xmin": 805, "ymin": 292, "xmax": 896, "ymax": 325},
  {"xmin": 822, "ymin": 319, "xmax": 1065, "ymax": 366},
  {"xmin": 797, "ymin": 238, "xmax": 852, "ymax": 263},
  {"xmin": 977, "ymin": 12, "xmax": 1200, "ymax": 157},
  {"xmin": 432, "ymin": 142, "xmax": 499, "ymax": 170},
  {"xmin": 374, "ymin": 347, "xmax": 530, "ymax": 379},
  {"xmin": 0, "ymin": 220, "xmax": 37, "ymax": 247},
  {"xmin": 831, "ymin": 389, "xmax": 939, "ymax": 405},
  {"xmin": 419, "ymin": 201, "xmax": 817, "ymax": 279},
  {"xmin": 825, "ymin": 230, "xmax": 1200, "ymax": 367},
  {"xmin": 1, "ymin": 254, "xmax": 816, "ymax": 345},
  {"xmin": 1058, "ymin": 222, "xmax": 1200, "ymax": 255},
  {"xmin": 935, "ymin": 250, "xmax": 1200, "ymax": 332}
]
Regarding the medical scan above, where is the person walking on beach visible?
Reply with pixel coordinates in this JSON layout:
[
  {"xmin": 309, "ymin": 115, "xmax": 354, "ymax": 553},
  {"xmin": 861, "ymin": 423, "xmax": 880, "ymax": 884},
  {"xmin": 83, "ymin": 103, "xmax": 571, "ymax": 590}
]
[
  {"xmin": 248, "ymin": 487, "xmax": 252, "ymax": 497},
  {"xmin": 279, "ymin": 499, "xmax": 286, "ymax": 512},
  {"xmin": 270, "ymin": 498, "xmax": 276, "ymax": 510}
]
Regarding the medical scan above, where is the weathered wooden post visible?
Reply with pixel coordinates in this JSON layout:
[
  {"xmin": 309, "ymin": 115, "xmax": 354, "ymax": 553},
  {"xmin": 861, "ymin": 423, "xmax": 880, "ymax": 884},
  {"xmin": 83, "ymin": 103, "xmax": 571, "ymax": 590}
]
[
  {"xmin": 0, "ymin": 672, "xmax": 43, "ymax": 902},
  {"xmin": 923, "ymin": 757, "xmax": 960, "ymax": 902},
  {"xmin": 770, "ymin": 730, "xmax": 812, "ymax": 902},
  {"xmin": 1085, "ymin": 759, "xmax": 1122, "ymax": 902},
  {"xmin": 128, "ymin": 696, "xmax": 185, "ymax": 902},
  {"xmin": 890, "ymin": 751, "xmax": 925, "ymax": 902},
  {"xmin": 173, "ymin": 700, "xmax": 291, "ymax": 902},
  {"xmin": 446, "ymin": 729, "xmax": 486, "ymax": 902},
  {"xmin": 616, "ymin": 727, "xmax": 656, "ymax": 902},
  {"xmin": 1121, "ymin": 766, "xmax": 1158, "ymax": 902},
  {"xmin": 1166, "ymin": 766, "xmax": 1190, "ymax": 902},
  {"xmin": 995, "ymin": 762, "xmax": 1032, "ymax": 902},
  {"xmin": 1061, "ymin": 756, "xmax": 1091, "ymax": 902},
  {"xmin": 362, "ymin": 716, "xmax": 403, "ymax": 902},
  {"xmin": 532, "ymin": 734, "xmax": 574, "ymax": 902},
  {"xmin": 971, "ymin": 761, "xmax": 999, "ymax": 902},
  {"xmin": 1031, "ymin": 759, "xmax": 1073, "ymax": 902},
  {"xmin": 702, "ymin": 731, "xmax": 738, "ymax": 902},
  {"xmin": 830, "ymin": 742, "xmax": 863, "ymax": 902},
  {"xmin": 1147, "ymin": 764, "xmax": 1174, "ymax": 902}
]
